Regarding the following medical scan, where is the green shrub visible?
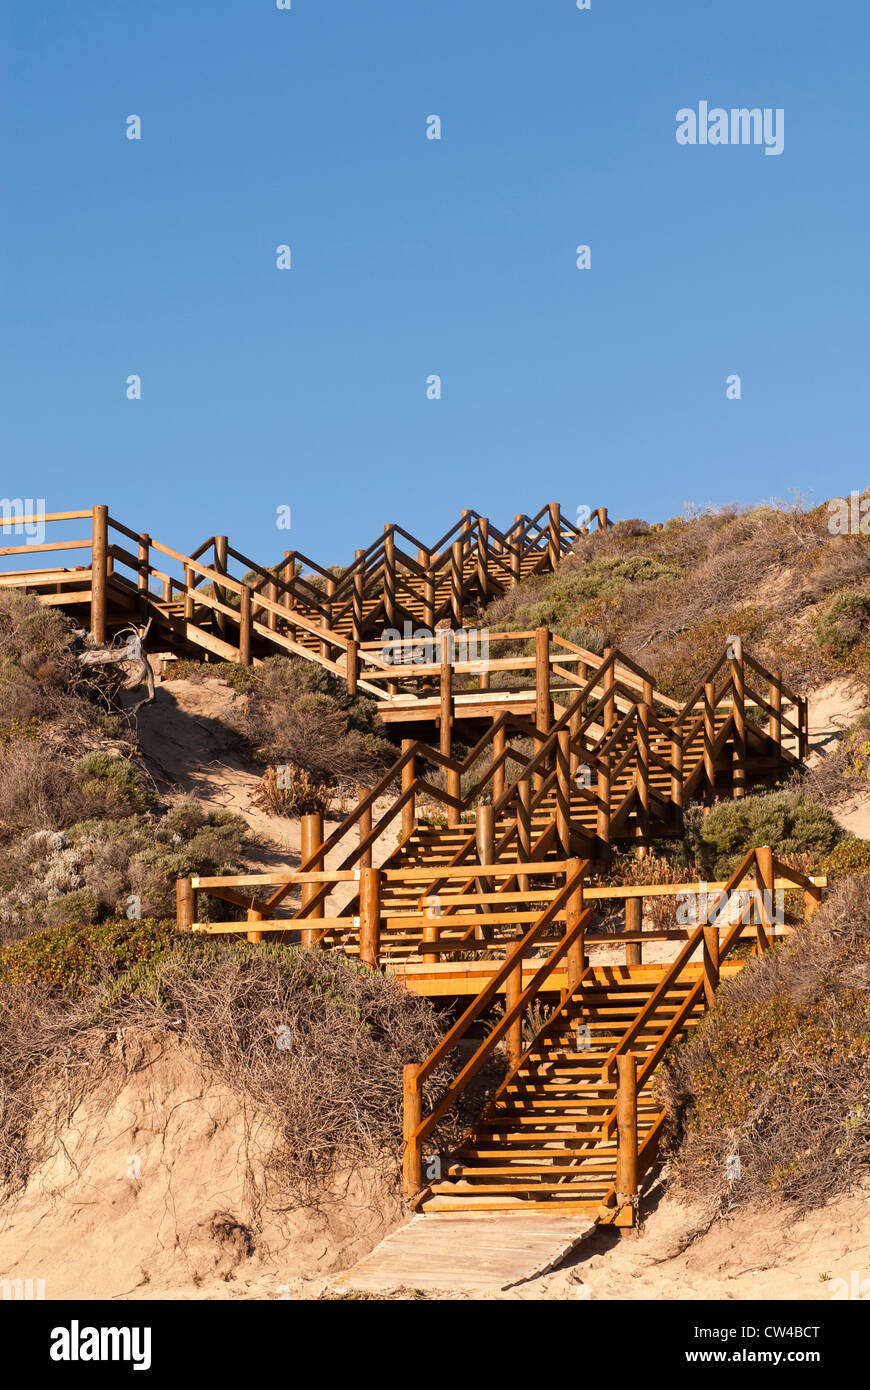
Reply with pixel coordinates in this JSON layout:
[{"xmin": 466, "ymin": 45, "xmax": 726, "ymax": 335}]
[
  {"xmin": 689, "ymin": 791, "xmax": 843, "ymax": 879},
  {"xmin": 0, "ymin": 801, "xmax": 248, "ymax": 942},
  {"xmin": 821, "ymin": 837, "xmax": 870, "ymax": 878},
  {"xmin": 814, "ymin": 592, "xmax": 870, "ymax": 658},
  {"xmin": 164, "ymin": 659, "xmax": 258, "ymax": 694},
  {"xmin": 73, "ymin": 752, "xmax": 155, "ymax": 817},
  {"xmin": 41, "ymin": 887, "xmax": 101, "ymax": 930},
  {"xmin": 0, "ymin": 917, "xmax": 177, "ymax": 992},
  {"xmin": 659, "ymin": 878, "xmax": 870, "ymax": 1210}
]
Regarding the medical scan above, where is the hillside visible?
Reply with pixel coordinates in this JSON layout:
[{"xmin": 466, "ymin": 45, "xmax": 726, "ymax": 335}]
[{"xmin": 1, "ymin": 496, "xmax": 869, "ymax": 1301}]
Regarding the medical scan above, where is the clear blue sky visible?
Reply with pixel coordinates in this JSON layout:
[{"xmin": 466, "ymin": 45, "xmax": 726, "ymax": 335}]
[{"xmin": 1, "ymin": 1, "xmax": 866, "ymax": 569}]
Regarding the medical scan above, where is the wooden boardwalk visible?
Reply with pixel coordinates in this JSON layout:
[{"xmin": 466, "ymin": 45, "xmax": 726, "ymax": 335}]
[{"xmin": 331, "ymin": 1211, "xmax": 596, "ymax": 1294}]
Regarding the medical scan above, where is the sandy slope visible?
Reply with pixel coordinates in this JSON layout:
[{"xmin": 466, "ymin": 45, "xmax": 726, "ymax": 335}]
[
  {"xmin": 3, "ymin": 1024, "xmax": 866, "ymax": 1303},
  {"xmin": 0, "ymin": 1032, "xmax": 401, "ymax": 1301},
  {"xmin": 7, "ymin": 673, "xmax": 860, "ymax": 1301},
  {"xmin": 805, "ymin": 677, "xmax": 870, "ymax": 837}
]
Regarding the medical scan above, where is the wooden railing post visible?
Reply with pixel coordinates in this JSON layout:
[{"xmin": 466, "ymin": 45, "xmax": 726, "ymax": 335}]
[
  {"xmin": 729, "ymin": 638, "xmax": 746, "ymax": 798},
  {"xmin": 246, "ymin": 906, "xmax": 264, "ymax": 944},
  {"xmin": 603, "ymin": 648, "xmax": 616, "ymax": 734},
  {"xmin": 447, "ymin": 763, "xmax": 461, "ymax": 829},
  {"xmin": 769, "ymin": 669, "xmax": 782, "ymax": 765},
  {"xmin": 506, "ymin": 942, "xmax": 524, "ymax": 1069},
  {"xmin": 535, "ymin": 626, "xmax": 551, "ymax": 739},
  {"xmin": 383, "ymin": 526, "xmax": 396, "ymax": 626},
  {"xmin": 556, "ymin": 728, "xmax": 572, "ymax": 854},
  {"xmin": 239, "ymin": 583, "xmax": 252, "ymax": 666},
  {"xmin": 702, "ymin": 922, "xmax": 720, "ymax": 1006},
  {"xmin": 176, "ymin": 877, "xmax": 195, "ymax": 930},
  {"xmin": 346, "ymin": 638, "xmax": 359, "ymax": 696},
  {"xmin": 671, "ymin": 727, "xmax": 684, "ymax": 825},
  {"xmin": 475, "ymin": 804, "xmax": 494, "ymax": 938},
  {"xmin": 517, "ymin": 778, "xmax": 531, "ymax": 891},
  {"xmin": 804, "ymin": 882, "xmax": 822, "ymax": 922},
  {"xmin": 358, "ymin": 783, "xmax": 372, "ymax": 867},
  {"xmin": 565, "ymin": 858, "xmax": 586, "ymax": 986},
  {"xmin": 755, "ymin": 846, "xmax": 773, "ymax": 952},
  {"xmin": 417, "ymin": 547, "xmax": 435, "ymax": 629},
  {"xmin": 635, "ymin": 703, "xmax": 650, "ymax": 857},
  {"xmin": 359, "ymin": 866, "xmax": 382, "ymax": 969},
  {"xmin": 477, "ymin": 516, "xmax": 490, "ymax": 602},
  {"xmin": 510, "ymin": 513, "xmax": 522, "ymax": 587},
  {"xmin": 492, "ymin": 721, "xmax": 506, "ymax": 802},
  {"xmin": 596, "ymin": 755, "xmax": 611, "ymax": 861},
  {"xmin": 300, "ymin": 812, "xmax": 324, "ymax": 949},
  {"xmin": 799, "ymin": 696, "xmax": 809, "ymax": 760},
  {"xmin": 402, "ymin": 1064, "xmax": 423, "ymax": 1199},
  {"xmin": 352, "ymin": 550, "xmax": 364, "ymax": 641},
  {"xmin": 450, "ymin": 540, "xmax": 464, "ymax": 625},
  {"xmin": 625, "ymin": 895, "xmax": 642, "ymax": 967},
  {"xmin": 137, "ymin": 532, "xmax": 151, "ymax": 613},
  {"xmin": 401, "ymin": 739, "xmax": 416, "ymax": 839},
  {"xmin": 184, "ymin": 563, "xmax": 196, "ymax": 622},
  {"xmin": 548, "ymin": 502, "xmax": 561, "ymax": 570},
  {"xmin": 267, "ymin": 576, "xmax": 279, "ymax": 633},
  {"xmin": 703, "ymin": 681, "xmax": 716, "ymax": 808},
  {"xmin": 283, "ymin": 550, "xmax": 296, "ymax": 612},
  {"xmin": 322, "ymin": 572, "xmax": 336, "ymax": 658},
  {"xmin": 421, "ymin": 902, "xmax": 441, "ymax": 963},
  {"xmin": 439, "ymin": 633, "xmax": 453, "ymax": 759},
  {"xmin": 213, "ymin": 535, "xmax": 228, "ymax": 637},
  {"xmin": 90, "ymin": 504, "xmax": 108, "ymax": 643},
  {"xmin": 615, "ymin": 1053, "xmax": 638, "ymax": 1228},
  {"xmin": 440, "ymin": 631, "xmax": 460, "ymax": 825}
]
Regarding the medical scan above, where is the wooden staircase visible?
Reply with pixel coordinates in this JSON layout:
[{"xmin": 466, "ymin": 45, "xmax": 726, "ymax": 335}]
[
  {"xmin": 403, "ymin": 849, "xmax": 825, "ymax": 1223},
  {"xmin": 184, "ymin": 641, "xmax": 807, "ymax": 968},
  {"xmin": 0, "ymin": 502, "xmax": 606, "ymax": 669},
  {"xmin": 417, "ymin": 966, "xmax": 705, "ymax": 1214}
]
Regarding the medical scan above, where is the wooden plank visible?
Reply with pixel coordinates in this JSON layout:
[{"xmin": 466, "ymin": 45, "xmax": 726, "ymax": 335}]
[{"xmin": 331, "ymin": 1212, "xmax": 595, "ymax": 1293}]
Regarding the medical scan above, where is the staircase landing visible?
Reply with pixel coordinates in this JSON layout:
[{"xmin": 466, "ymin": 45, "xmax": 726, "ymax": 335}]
[{"xmin": 330, "ymin": 1210, "xmax": 595, "ymax": 1295}]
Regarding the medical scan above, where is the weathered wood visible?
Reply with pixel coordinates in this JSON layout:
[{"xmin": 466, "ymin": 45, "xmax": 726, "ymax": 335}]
[
  {"xmin": 703, "ymin": 681, "xmax": 716, "ymax": 806},
  {"xmin": 239, "ymin": 584, "xmax": 252, "ymax": 666},
  {"xmin": 535, "ymin": 626, "xmax": 551, "ymax": 738},
  {"xmin": 246, "ymin": 905, "xmax": 264, "ymax": 945},
  {"xmin": 90, "ymin": 505, "xmax": 108, "ymax": 642},
  {"xmin": 401, "ymin": 739, "xmax": 416, "ymax": 839},
  {"xmin": 556, "ymin": 728, "xmax": 571, "ymax": 854},
  {"xmin": 403, "ymin": 1064, "xmax": 423, "ymax": 1198},
  {"xmin": 332, "ymin": 1212, "xmax": 596, "ymax": 1294},
  {"xmin": 730, "ymin": 636, "xmax": 746, "ymax": 798},
  {"xmin": 755, "ymin": 844, "xmax": 774, "ymax": 952},
  {"xmin": 451, "ymin": 540, "xmax": 464, "ymax": 625},
  {"xmin": 702, "ymin": 923, "xmax": 720, "ymax": 1005},
  {"xmin": 346, "ymin": 638, "xmax": 359, "ymax": 696},
  {"xmin": 615, "ymin": 1054, "xmax": 638, "ymax": 1226},
  {"xmin": 439, "ymin": 636, "xmax": 452, "ymax": 758},
  {"xmin": 360, "ymin": 866, "xmax": 382, "ymax": 968},
  {"xmin": 176, "ymin": 877, "xmax": 195, "ymax": 930},
  {"xmin": 492, "ymin": 722, "xmax": 506, "ymax": 802},
  {"xmin": 300, "ymin": 812, "xmax": 324, "ymax": 949},
  {"xmin": 625, "ymin": 896, "xmax": 642, "ymax": 966},
  {"xmin": 565, "ymin": 858, "xmax": 586, "ymax": 985},
  {"xmin": 357, "ymin": 782, "xmax": 372, "ymax": 868}
]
